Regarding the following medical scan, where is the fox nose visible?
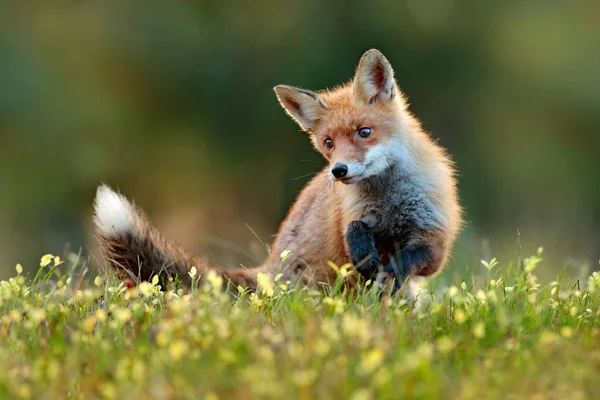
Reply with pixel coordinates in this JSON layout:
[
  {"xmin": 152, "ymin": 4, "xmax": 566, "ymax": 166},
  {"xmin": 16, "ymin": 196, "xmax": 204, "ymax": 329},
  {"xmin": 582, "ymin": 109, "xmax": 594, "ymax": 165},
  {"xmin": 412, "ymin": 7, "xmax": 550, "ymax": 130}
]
[{"xmin": 331, "ymin": 163, "xmax": 348, "ymax": 179}]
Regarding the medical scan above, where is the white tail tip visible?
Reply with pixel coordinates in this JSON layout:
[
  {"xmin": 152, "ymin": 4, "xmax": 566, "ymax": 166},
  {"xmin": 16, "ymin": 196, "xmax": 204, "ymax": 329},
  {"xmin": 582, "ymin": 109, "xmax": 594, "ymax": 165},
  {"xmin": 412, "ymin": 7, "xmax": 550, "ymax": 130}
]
[{"xmin": 93, "ymin": 184, "xmax": 135, "ymax": 237}]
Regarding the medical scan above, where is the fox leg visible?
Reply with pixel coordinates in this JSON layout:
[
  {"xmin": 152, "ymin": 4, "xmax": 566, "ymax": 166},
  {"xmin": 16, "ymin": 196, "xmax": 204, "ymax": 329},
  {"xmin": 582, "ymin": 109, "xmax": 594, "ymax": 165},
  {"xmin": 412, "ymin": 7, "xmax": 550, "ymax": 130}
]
[
  {"xmin": 384, "ymin": 246, "xmax": 433, "ymax": 293},
  {"xmin": 345, "ymin": 221, "xmax": 380, "ymax": 279},
  {"xmin": 384, "ymin": 227, "xmax": 447, "ymax": 294}
]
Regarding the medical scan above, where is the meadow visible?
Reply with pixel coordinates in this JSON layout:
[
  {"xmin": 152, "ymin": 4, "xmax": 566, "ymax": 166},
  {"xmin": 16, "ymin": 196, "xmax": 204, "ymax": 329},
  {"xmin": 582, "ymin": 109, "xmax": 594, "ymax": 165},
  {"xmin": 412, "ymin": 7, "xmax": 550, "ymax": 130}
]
[{"xmin": 0, "ymin": 249, "xmax": 598, "ymax": 400}]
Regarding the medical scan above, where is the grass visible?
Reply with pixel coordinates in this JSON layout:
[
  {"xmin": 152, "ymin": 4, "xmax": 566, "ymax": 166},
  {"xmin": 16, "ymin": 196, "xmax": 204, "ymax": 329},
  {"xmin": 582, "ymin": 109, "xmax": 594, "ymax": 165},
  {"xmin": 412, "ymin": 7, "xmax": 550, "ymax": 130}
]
[{"xmin": 0, "ymin": 249, "xmax": 599, "ymax": 400}]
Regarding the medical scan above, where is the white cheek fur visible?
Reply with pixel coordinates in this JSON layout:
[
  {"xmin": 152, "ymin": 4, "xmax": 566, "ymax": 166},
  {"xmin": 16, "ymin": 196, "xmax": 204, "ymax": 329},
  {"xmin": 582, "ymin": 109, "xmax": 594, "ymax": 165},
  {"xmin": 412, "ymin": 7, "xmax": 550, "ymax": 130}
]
[
  {"xmin": 328, "ymin": 138, "xmax": 418, "ymax": 182},
  {"xmin": 365, "ymin": 136, "xmax": 423, "ymax": 176}
]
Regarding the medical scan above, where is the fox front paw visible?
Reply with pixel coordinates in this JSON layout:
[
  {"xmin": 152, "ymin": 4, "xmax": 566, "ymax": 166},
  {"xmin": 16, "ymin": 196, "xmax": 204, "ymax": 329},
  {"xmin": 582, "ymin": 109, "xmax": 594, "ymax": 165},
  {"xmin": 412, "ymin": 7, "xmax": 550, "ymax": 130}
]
[{"xmin": 346, "ymin": 220, "xmax": 379, "ymax": 279}]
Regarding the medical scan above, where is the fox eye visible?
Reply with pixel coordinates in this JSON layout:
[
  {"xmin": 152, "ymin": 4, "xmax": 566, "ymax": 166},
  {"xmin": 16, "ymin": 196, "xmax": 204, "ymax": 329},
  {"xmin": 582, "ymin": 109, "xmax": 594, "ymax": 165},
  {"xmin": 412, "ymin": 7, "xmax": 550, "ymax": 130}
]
[
  {"xmin": 324, "ymin": 138, "xmax": 334, "ymax": 150},
  {"xmin": 357, "ymin": 127, "xmax": 372, "ymax": 138}
]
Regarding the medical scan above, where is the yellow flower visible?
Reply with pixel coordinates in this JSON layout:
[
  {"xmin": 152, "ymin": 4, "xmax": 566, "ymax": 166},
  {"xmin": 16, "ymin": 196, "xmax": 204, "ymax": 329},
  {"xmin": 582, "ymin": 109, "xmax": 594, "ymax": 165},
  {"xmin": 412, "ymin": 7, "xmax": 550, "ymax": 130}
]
[
  {"xmin": 489, "ymin": 278, "xmax": 503, "ymax": 288},
  {"xmin": 372, "ymin": 368, "xmax": 391, "ymax": 388},
  {"xmin": 249, "ymin": 293, "xmax": 263, "ymax": 310},
  {"xmin": 15, "ymin": 264, "xmax": 23, "ymax": 275},
  {"xmin": 257, "ymin": 345, "xmax": 275, "ymax": 363},
  {"xmin": 15, "ymin": 385, "xmax": 31, "ymax": 399},
  {"xmin": 539, "ymin": 331, "xmax": 559, "ymax": 346},
  {"xmin": 40, "ymin": 254, "xmax": 54, "ymax": 267},
  {"xmin": 358, "ymin": 348, "xmax": 384, "ymax": 375},
  {"xmin": 113, "ymin": 308, "xmax": 132, "ymax": 324},
  {"xmin": 437, "ymin": 336, "xmax": 456, "ymax": 353},
  {"xmin": 524, "ymin": 254, "xmax": 542, "ymax": 273},
  {"xmin": 82, "ymin": 316, "xmax": 96, "ymax": 333},
  {"xmin": 280, "ymin": 250, "xmax": 292, "ymax": 261},
  {"xmin": 155, "ymin": 330, "xmax": 169, "ymax": 347},
  {"xmin": 189, "ymin": 266, "xmax": 198, "ymax": 279},
  {"xmin": 314, "ymin": 339, "xmax": 331, "ymax": 356},
  {"xmin": 292, "ymin": 369, "xmax": 318, "ymax": 387},
  {"xmin": 447, "ymin": 286, "xmax": 459, "ymax": 298},
  {"xmin": 138, "ymin": 282, "xmax": 153, "ymax": 297},
  {"xmin": 323, "ymin": 297, "xmax": 345, "ymax": 315},
  {"xmin": 570, "ymin": 306, "xmax": 578, "ymax": 317},
  {"xmin": 169, "ymin": 340, "xmax": 189, "ymax": 361},
  {"xmin": 100, "ymin": 383, "xmax": 117, "ymax": 399},
  {"xmin": 206, "ymin": 270, "xmax": 223, "ymax": 293},
  {"xmin": 475, "ymin": 290, "xmax": 487, "ymax": 302},
  {"xmin": 416, "ymin": 342, "xmax": 434, "ymax": 360},
  {"xmin": 473, "ymin": 322, "xmax": 485, "ymax": 339},
  {"xmin": 560, "ymin": 326, "xmax": 574, "ymax": 339},
  {"xmin": 430, "ymin": 304, "xmax": 443, "ymax": 315},
  {"xmin": 94, "ymin": 276, "xmax": 104, "ymax": 287},
  {"xmin": 95, "ymin": 309, "xmax": 107, "ymax": 322},
  {"xmin": 454, "ymin": 309, "xmax": 467, "ymax": 324},
  {"xmin": 10, "ymin": 309, "xmax": 21, "ymax": 322},
  {"xmin": 342, "ymin": 314, "xmax": 370, "ymax": 344},
  {"xmin": 321, "ymin": 319, "xmax": 340, "ymax": 343},
  {"xmin": 257, "ymin": 273, "xmax": 274, "ymax": 297},
  {"xmin": 339, "ymin": 263, "xmax": 354, "ymax": 278},
  {"xmin": 350, "ymin": 389, "xmax": 372, "ymax": 400},
  {"xmin": 29, "ymin": 308, "xmax": 47, "ymax": 325}
]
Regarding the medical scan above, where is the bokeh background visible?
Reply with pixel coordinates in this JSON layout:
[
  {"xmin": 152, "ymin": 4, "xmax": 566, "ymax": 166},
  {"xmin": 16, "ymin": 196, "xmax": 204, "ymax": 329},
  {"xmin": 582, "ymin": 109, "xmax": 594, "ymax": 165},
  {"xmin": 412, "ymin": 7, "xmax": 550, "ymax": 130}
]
[{"xmin": 1, "ymin": 1, "xmax": 599, "ymax": 280}]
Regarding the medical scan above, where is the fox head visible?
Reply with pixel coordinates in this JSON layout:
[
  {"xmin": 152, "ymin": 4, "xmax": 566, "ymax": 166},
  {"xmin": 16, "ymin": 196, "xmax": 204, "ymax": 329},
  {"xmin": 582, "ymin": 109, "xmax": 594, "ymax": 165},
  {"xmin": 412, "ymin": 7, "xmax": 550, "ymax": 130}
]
[{"xmin": 275, "ymin": 49, "xmax": 413, "ymax": 184}]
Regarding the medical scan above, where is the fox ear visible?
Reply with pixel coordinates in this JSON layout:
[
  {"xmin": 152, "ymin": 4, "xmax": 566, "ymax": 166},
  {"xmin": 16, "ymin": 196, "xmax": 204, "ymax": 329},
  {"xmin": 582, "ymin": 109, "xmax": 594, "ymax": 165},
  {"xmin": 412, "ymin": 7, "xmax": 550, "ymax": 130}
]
[
  {"xmin": 274, "ymin": 85, "xmax": 328, "ymax": 132},
  {"xmin": 353, "ymin": 49, "xmax": 396, "ymax": 105}
]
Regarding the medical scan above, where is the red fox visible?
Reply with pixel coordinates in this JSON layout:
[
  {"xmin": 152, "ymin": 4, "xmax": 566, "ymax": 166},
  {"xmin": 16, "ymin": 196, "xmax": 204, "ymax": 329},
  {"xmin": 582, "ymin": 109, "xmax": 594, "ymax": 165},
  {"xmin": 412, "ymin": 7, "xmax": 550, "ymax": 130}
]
[{"xmin": 94, "ymin": 49, "xmax": 462, "ymax": 297}]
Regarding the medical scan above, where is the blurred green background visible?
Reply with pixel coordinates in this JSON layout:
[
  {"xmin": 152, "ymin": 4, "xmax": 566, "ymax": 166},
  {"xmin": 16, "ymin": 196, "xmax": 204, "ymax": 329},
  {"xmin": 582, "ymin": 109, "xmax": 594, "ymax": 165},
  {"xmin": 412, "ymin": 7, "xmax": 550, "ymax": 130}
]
[{"xmin": 1, "ymin": 1, "xmax": 599, "ymax": 280}]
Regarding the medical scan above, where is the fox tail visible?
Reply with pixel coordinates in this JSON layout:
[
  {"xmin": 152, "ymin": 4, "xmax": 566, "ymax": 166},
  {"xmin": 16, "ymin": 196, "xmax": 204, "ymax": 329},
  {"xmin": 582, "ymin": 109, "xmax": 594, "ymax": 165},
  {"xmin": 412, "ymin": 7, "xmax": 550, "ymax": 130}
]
[{"xmin": 92, "ymin": 184, "xmax": 261, "ymax": 291}]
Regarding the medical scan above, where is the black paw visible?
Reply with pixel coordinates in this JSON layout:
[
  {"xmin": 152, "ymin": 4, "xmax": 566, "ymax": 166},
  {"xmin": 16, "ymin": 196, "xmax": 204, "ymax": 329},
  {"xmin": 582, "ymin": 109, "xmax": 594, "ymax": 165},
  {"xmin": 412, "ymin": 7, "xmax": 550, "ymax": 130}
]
[
  {"xmin": 356, "ymin": 254, "xmax": 380, "ymax": 279},
  {"xmin": 384, "ymin": 246, "xmax": 432, "ymax": 294},
  {"xmin": 346, "ymin": 221, "xmax": 379, "ymax": 279}
]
